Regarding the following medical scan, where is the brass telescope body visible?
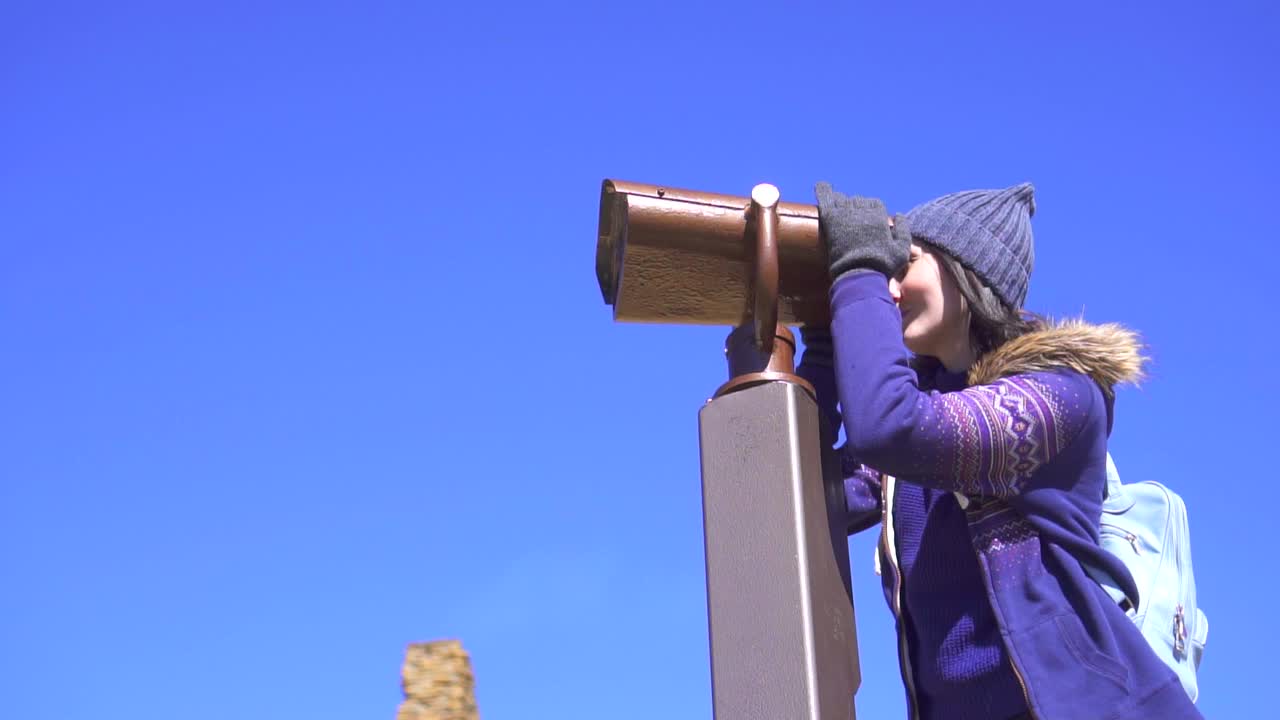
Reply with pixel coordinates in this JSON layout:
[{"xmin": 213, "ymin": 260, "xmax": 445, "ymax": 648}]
[{"xmin": 595, "ymin": 179, "xmax": 834, "ymax": 329}]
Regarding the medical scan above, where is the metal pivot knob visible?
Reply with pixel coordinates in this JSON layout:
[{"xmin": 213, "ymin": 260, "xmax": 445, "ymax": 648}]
[
  {"xmin": 749, "ymin": 183, "xmax": 780, "ymax": 354},
  {"xmin": 714, "ymin": 183, "xmax": 814, "ymax": 400}
]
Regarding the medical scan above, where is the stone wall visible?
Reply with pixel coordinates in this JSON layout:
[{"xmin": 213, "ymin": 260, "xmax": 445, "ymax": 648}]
[{"xmin": 396, "ymin": 640, "xmax": 479, "ymax": 720}]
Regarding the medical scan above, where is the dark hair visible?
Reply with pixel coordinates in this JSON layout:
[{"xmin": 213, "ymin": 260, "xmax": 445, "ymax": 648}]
[{"xmin": 922, "ymin": 240, "xmax": 1041, "ymax": 357}]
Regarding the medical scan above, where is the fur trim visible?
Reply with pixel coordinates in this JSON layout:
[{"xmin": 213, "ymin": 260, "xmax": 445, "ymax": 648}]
[{"xmin": 967, "ymin": 319, "xmax": 1148, "ymax": 397}]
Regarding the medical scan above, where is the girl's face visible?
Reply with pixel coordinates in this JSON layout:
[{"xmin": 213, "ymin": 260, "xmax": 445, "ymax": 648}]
[{"xmin": 889, "ymin": 243, "xmax": 972, "ymax": 366}]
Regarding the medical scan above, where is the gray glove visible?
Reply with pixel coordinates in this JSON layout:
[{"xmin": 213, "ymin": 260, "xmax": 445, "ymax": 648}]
[{"xmin": 814, "ymin": 182, "xmax": 912, "ymax": 280}]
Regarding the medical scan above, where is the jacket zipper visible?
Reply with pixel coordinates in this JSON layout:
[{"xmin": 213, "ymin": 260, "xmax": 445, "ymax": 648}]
[
  {"xmin": 1007, "ymin": 652, "xmax": 1036, "ymax": 720},
  {"xmin": 968, "ymin": 512, "xmax": 1039, "ymax": 720},
  {"xmin": 881, "ymin": 475, "xmax": 921, "ymax": 720}
]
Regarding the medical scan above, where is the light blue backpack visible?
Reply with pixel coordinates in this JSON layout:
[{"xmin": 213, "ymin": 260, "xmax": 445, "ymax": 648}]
[{"xmin": 1084, "ymin": 454, "xmax": 1208, "ymax": 702}]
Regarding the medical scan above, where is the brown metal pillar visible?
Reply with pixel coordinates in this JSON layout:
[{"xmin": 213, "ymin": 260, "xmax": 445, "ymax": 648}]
[
  {"xmin": 699, "ymin": 333, "xmax": 859, "ymax": 720},
  {"xmin": 696, "ymin": 184, "xmax": 860, "ymax": 720}
]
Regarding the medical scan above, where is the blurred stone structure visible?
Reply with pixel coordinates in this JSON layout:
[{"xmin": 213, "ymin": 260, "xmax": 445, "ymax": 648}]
[{"xmin": 396, "ymin": 640, "xmax": 479, "ymax": 720}]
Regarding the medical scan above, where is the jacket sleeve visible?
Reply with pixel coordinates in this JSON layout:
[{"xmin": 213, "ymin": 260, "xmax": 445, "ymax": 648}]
[
  {"xmin": 798, "ymin": 326, "xmax": 884, "ymax": 534},
  {"xmin": 829, "ymin": 271, "xmax": 1096, "ymax": 499},
  {"xmin": 796, "ymin": 327, "xmax": 842, "ymax": 441}
]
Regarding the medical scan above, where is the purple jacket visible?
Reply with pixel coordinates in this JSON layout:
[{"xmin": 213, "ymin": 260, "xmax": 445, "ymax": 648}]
[{"xmin": 803, "ymin": 272, "xmax": 1201, "ymax": 720}]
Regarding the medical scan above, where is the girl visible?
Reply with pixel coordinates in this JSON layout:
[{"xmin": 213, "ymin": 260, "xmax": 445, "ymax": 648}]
[{"xmin": 797, "ymin": 183, "xmax": 1201, "ymax": 720}]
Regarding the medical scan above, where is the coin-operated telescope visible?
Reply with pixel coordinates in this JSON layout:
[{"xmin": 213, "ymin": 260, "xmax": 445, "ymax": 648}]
[
  {"xmin": 596, "ymin": 179, "xmax": 862, "ymax": 720},
  {"xmin": 596, "ymin": 178, "xmax": 832, "ymax": 330}
]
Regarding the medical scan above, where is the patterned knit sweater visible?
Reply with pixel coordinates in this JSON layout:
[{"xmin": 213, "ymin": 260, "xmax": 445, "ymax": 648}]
[
  {"xmin": 898, "ymin": 369, "xmax": 1028, "ymax": 720},
  {"xmin": 799, "ymin": 271, "xmax": 1202, "ymax": 720},
  {"xmin": 803, "ymin": 336, "xmax": 1026, "ymax": 719}
]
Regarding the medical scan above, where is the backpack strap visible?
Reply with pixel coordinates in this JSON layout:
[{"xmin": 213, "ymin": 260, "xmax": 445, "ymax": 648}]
[
  {"xmin": 1102, "ymin": 452, "xmax": 1135, "ymax": 512},
  {"xmin": 1089, "ymin": 452, "xmax": 1137, "ymax": 612},
  {"xmin": 1083, "ymin": 561, "xmax": 1136, "ymax": 613}
]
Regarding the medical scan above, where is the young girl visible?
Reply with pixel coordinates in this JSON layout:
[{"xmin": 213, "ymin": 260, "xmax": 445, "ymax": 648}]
[{"xmin": 798, "ymin": 183, "xmax": 1202, "ymax": 720}]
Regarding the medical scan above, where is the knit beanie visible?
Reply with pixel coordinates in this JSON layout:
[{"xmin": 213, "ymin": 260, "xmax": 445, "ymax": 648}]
[{"xmin": 904, "ymin": 183, "xmax": 1036, "ymax": 310}]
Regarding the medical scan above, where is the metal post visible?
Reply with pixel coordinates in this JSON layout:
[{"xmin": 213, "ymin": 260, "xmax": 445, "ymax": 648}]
[{"xmin": 699, "ymin": 376, "xmax": 860, "ymax": 720}]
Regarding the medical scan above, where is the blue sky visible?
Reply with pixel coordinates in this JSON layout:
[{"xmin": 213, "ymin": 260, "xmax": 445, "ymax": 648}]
[{"xmin": 2, "ymin": 1, "xmax": 1276, "ymax": 718}]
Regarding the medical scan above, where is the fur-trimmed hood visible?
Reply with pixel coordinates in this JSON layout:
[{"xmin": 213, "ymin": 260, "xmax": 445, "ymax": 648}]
[{"xmin": 967, "ymin": 319, "xmax": 1148, "ymax": 399}]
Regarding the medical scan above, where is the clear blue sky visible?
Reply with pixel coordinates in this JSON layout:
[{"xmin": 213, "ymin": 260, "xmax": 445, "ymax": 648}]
[{"xmin": 2, "ymin": 2, "xmax": 1275, "ymax": 718}]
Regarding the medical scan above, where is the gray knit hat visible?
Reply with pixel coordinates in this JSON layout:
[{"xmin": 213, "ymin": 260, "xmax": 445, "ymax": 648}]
[{"xmin": 904, "ymin": 183, "xmax": 1036, "ymax": 309}]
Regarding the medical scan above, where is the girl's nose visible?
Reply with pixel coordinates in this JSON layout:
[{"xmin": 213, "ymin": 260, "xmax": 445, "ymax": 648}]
[{"xmin": 888, "ymin": 276, "xmax": 903, "ymax": 305}]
